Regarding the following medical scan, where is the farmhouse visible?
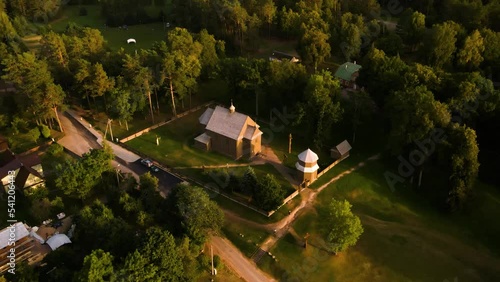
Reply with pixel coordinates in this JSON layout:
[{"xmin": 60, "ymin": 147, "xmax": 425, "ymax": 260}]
[
  {"xmin": 334, "ymin": 62, "xmax": 362, "ymax": 88},
  {"xmin": 195, "ymin": 103, "xmax": 262, "ymax": 159}
]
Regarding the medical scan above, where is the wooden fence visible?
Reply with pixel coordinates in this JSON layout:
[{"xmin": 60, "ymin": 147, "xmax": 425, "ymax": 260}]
[{"xmin": 119, "ymin": 101, "xmax": 214, "ymax": 143}]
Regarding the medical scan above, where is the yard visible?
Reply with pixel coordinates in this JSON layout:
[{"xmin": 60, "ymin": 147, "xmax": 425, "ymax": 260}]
[
  {"xmin": 126, "ymin": 108, "xmax": 245, "ymax": 168},
  {"xmin": 257, "ymin": 161, "xmax": 500, "ymax": 282}
]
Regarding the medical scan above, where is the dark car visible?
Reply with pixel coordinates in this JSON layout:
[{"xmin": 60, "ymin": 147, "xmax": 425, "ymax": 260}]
[{"xmin": 150, "ymin": 165, "xmax": 159, "ymax": 172}]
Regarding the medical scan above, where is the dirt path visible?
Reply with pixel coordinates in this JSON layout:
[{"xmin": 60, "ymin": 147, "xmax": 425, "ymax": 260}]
[
  {"xmin": 223, "ymin": 209, "xmax": 273, "ymax": 233},
  {"xmin": 259, "ymin": 154, "xmax": 381, "ymax": 251}
]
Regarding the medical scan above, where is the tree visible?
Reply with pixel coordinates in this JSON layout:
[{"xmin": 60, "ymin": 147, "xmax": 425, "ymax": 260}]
[
  {"xmin": 386, "ymin": 86, "xmax": 450, "ymax": 154},
  {"xmin": 76, "ymin": 249, "xmax": 114, "ymax": 282},
  {"xmin": 55, "ymin": 145, "xmax": 113, "ymax": 199},
  {"xmin": 122, "ymin": 53, "xmax": 153, "ymax": 123},
  {"xmin": 90, "ymin": 63, "xmax": 114, "ymax": 105},
  {"xmin": 109, "ymin": 87, "xmax": 133, "ymax": 131},
  {"xmin": 40, "ymin": 31, "xmax": 69, "ymax": 71},
  {"xmin": 295, "ymin": 71, "xmax": 343, "ymax": 149},
  {"xmin": 0, "ymin": 10, "xmax": 17, "ymax": 41},
  {"xmin": 440, "ymin": 124, "xmax": 479, "ymax": 211},
  {"xmin": 259, "ymin": 0, "xmax": 277, "ymax": 38},
  {"xmin": 196, "ymin": 29, "xmax": 225, "ymax": 78},
  {"xmin": 117, "ymin": 250, "xmax": 160, "ymax": 282},
  {"xmin": 481, "ymin": 28, "xmax": 500, "ymax": 65},
  {"xmin": 425, "ymin": 21, "xmax": 462, "ymax": 68},
  {"xmin": 138, "ymin": 172, "xmax": 162, "ymax": 214},
  {"xmin": 174, "ymin": 184, "xmax": 224, "ymax": 244},
  {"xmin": 254, "ymin": 174, "xmax": 285, "ymax": 211},
  {"xmin": 339, "ymin": 13, "xmax": 364, "ymax": 61},
  {"xmin": 1, "ymin": 52, "xmax": 65, "ymax": 131},
  {"xmin": 156, "ymin": 28, "xmax": 202, "ymax": 116},
  {"xmin": 266, "ymin": 59, "xmax": 308, "ymax": 107},
  {"xmin": 344, "ymin": 90, "xmax": 373, "ymax": 143},
  {"xmin": 27, "ymin": 127, "xmax": 40, "ymax": 143},
  {"xmin": 137, "ymin": 227, "xmax": 185, "ymax": 281},
  {"xmin": 457, "ymin": 30, "xmax": 484, "ymax": 70},
  {"xmin": 398, "ymin": 9, "xmax": 426, "ymax": 51},
  {"xmin": 240, "ymin": 166, "xmax": 258, "ymax": 195},
  {"xmin": 297, "ymin": 24, "xmax": 331, "ymax": 71},
  {"xmin": 323, "ymin": 198, "xmax": 363, "ymax": 253}
]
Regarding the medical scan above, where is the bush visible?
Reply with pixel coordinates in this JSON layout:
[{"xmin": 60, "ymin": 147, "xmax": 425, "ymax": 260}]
[
  {"xmin": 27, "ymin": 127, "xmax": 41, "ymax": 143},
  {"xmin": 79, "ymin": 7, "xmax": 88, "ymax": 16},
  {"xmin": 46, "ymin": 143, "xmax": 64, "ymax": 156},
  {"xmin": 40, "ymin": 124, "xmax": 51, "ymax": 138},
  {"xmin": 51, "ymin": 197, "xmax": 65, "ymax": 214},
  {"xmin": 213, "ymin": 255, "xmax": 221, "ymax": 268}
]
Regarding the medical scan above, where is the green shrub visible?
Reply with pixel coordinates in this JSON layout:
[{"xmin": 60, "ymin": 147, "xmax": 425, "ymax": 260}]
[
  {"xmin": 213, "ymin": 255, "xmax": 221, "ymax": 268},
  {"xmin": 46, "ymin": 143, "xmax": 64, "ymax": 156},
  {"xmin": 40, "ymin": 124, "xmax": 51, "ymax": 138},
  {"xmin": 28, "ymin": 127, "xmax": 40, "ymax": 143}
]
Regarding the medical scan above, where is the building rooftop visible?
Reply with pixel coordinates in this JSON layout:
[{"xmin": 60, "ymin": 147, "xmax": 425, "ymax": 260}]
[
  {"xmin": 0, "ymin": 222, "xmax": 30, "ymax": 249},
  {"xmin": 201, "ymin": 106, "xmax": 262, "ymax": 141},
  {"xmin": 334, "ymin": 62, "xmax": 362, "ymax": 81},
  {"xmin": 335, "ymin": 140, "xmax": 352, "ymax": 155},
  {"xmin": 298, "ymin": 148, "xmax": 319, "ymax": 163}
]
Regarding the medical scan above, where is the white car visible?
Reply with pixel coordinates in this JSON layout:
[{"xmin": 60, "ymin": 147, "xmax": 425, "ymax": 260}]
[{"xmin": 141, "ymin": 159, "xmax": 153, "ymax": 167}]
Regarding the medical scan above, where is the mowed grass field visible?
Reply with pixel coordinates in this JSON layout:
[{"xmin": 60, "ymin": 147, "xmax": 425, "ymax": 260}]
[
  {"xmin": 49, "ymin": 5, "xmax": 168, "ymax": 52},
  {"xmin": 125, "ymin": 108, "xmax": 244, "ymax": 168},
  {"xmin": 258, "ymin": 161, "xmax": 500, "ymax": 282}
]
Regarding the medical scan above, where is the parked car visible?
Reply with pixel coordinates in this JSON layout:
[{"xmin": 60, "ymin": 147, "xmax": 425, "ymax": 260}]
[
  {"xmin": 150, "ymin": 165, "xmax": 159, "ymax": 172},
  {"xmin": 141, "ymin": 158, "xmax": 153, "ymax": 167}
]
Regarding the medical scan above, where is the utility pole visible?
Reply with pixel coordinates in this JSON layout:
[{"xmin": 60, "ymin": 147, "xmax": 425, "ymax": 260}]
[
  {"xmin": 304, "ymin": 232, "xmax": 310, "ymax": 249},
  {"xmin": 109, "ymin": 119, "xmax": 114, "ymax": 142},
  {"xmin": 116, "ymin": 164, "xmax": 120, "ymax": 185},
  {"xmin": 156, "ymin": 135, "xmax": 160, "ymax": 146},
  {"xmin": 288, "ymin": 133, "xmax": 292, "ymax": 154},
  {"xmin": 211, "ymin": 245, "xmax": 214, "ymax": 275}
]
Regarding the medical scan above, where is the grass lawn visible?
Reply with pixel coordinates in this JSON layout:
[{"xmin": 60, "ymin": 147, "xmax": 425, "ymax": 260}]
[
  {"xmin": 259, "ymin": 161, "xmax": 500, "ymax": 282},
  {"xmin": 221, "ymin": 217, "xmax": 270, "ymax": 258},
  {"xmin": 245, "ymin": 37, "xmax": 298, "ymax": 59},
  {"xmin": 126, "ymin": 108, "xmax": 246, "ymax": 168},
  {"xmin": 49, "ymin": 5, "xmax": 169, "ymax": 52}
]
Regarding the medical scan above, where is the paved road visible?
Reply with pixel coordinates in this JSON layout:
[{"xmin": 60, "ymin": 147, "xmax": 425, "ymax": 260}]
[
  {"xmin": 57, "ymin": 111, "xmax": 182, "ymax": 193},
  {"xmin": 59, "ymin": 110, "xmax": 268, "ymax": 281},
  {"xmin": 211, "ymin": 236, "xmax": 275, "ymax": 282}
]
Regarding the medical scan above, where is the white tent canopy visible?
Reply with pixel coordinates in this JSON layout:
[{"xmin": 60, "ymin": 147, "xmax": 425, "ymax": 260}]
[
  {"xmin": 127, "ymin": 38, "xmax": 136, "ymax": 44},
  {"xmin": 46, "ymin": 234, "xmax": 71, "ymax": 250}
]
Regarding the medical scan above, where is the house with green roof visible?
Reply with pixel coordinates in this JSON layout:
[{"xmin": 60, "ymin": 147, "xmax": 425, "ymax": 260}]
[{"xmin": 334, "ymin": 62, "xmax": 362, "ymax": 88}]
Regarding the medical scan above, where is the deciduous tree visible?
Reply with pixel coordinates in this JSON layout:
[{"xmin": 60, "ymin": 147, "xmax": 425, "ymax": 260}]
[
  {"xmin": 323, "ymin": 198, "xmax": 363, "ymax": 253},
  {"xmin": 297, "ymin": 24, "xmax": 331, "ymax": 71},
  {"xmin": 174, "ymin": 184, "xmax": 224, "ymax": 244},
  {"xmin": 457, "ymin": 30, "xmax": 484, "ymax": 70},
  {"xmin": 76, "ymin": 249, "xmax": 114, "ymax": 282}
]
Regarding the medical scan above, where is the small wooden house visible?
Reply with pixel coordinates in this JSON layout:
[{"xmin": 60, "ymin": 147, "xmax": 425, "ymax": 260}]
[
  {"xmin": 334, "ymin": 62, "xmax": 362, "ymax": 88},
  {"xmin": 331, "ymin": 140, "xmax": 352, "ymax": 160}
]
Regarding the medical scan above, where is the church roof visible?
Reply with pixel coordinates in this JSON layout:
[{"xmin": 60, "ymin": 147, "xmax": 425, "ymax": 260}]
[
  {"xmin": 297, "ymin": 149, "xmax": 319, "ymax": 163},
  {"xmin": 202, "ymin": 106, "xmax": 261, "ymax": 141}
]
